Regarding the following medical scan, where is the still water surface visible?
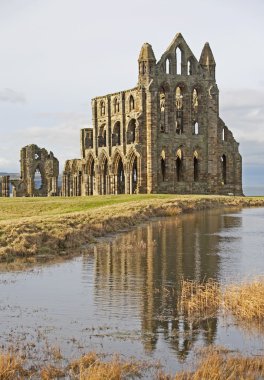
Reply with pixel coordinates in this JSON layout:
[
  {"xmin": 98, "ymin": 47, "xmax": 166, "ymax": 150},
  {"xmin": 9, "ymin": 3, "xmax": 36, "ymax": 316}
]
[{"xmin": 1, "ymin": 207, "xmax": 264, "ymax": 374}]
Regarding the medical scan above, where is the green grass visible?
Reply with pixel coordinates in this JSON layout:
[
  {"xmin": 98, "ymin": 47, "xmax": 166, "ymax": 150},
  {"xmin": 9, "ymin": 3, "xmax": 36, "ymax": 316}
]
[{"xmin": 0, "ymin": 194, "xmax": 208, "ymax": 221}]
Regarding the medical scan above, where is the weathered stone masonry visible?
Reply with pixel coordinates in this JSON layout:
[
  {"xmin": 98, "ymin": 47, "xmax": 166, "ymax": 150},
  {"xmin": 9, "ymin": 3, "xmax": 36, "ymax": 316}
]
[{"xmin": 62, "ymin": 33, "xmax": 243, "ymax": 196}]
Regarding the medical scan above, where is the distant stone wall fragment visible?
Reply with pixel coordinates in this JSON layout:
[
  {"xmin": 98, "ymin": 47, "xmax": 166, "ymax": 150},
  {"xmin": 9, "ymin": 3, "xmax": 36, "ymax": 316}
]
[{"xmin": 11, "ymin": 144, "xmax": 59, "ymax": 197}]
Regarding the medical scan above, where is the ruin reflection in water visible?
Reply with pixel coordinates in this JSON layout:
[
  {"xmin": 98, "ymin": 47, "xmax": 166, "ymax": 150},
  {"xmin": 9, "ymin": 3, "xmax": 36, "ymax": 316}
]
[
  {"xmin": 2, "ymin": 207, "xmax": 264, "ymax": 375},
  {"xmin": 86, "ymin": 208, "xmax": 241, "ymax": 358}
]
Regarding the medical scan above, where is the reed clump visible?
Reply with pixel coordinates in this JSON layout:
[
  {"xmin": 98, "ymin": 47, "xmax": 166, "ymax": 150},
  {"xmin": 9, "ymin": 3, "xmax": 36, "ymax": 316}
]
[
  {"xmin": 178, "ymin": 278, "xmax": 221, "ymax": 320},
  {"xmin": 69, "ymin": 352, "xmax": 142, "ymax": 380},
  {"xmin": 178, "ymin": 277, "xmax": 264, "ymax": 334},
  {"xmin": 224, "ymin": 278, "xmax": 264, "ymax": 328},
  {"xmin": 166, "ymin": 347, "xmax": 264, "ymax": 380},
  {"xmin": 0, "ymin": 352, "xmax": 25, "ymax": 380}
]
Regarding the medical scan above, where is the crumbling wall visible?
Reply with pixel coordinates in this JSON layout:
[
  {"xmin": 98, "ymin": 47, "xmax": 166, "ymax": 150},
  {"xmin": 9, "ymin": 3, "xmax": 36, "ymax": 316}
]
[{"xmin": 11, "ymin": 144, "xmax": 59, "ymax": 197}]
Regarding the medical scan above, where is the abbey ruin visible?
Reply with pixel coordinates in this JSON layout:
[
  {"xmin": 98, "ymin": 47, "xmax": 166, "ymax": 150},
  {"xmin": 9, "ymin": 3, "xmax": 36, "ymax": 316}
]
[
  {"xmin": 1, "ymin": 33, "xmax": 243, "ymax": 198},
  {"xmin": 61, "ymin": 33, "xmax": 242, "ymax": 196}
]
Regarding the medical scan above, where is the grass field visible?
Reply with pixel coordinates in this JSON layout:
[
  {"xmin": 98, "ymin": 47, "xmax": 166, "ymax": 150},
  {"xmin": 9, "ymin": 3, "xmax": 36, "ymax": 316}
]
[{"xmin": 0, "ymin": 194, "xmax": 264, "ymax": 267}]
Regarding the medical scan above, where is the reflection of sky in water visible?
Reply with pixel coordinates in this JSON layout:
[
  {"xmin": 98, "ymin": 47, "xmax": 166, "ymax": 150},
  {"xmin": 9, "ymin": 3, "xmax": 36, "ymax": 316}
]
[{"xmin": 0, "ymin": 207, "xmax": 264, "ymax": 374}]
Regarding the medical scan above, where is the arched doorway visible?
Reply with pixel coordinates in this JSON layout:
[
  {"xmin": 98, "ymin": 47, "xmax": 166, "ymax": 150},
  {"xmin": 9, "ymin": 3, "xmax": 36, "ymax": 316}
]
[
  {"xmin": 117, "ymin": 158, "xmax": 125, "ymax": 194},
  {"xmin": 175, "ymin": 149, "xmax": 183, "ymax": 181},
  {"xmin": 102, "ymin": 158, "xmax": 108, "ymax": 194},
  {"xmin": 221, "ymin": 155, "xmax": 227, "ymax": 184},
  {"xmin": 193, "ymin": 151, "xmax": 199, "ymax": 182},
  {"xmin": 132, "ymin": 157, "xmax": 138, "ymax": 193},
  {"xmin": 34, "ymin": 167, "xmax": 42, "ymax": 190},
  {"xmin": 127, "ymin": 119, "xmax": 136, "ymax": 144},
  {"xmin": 88, "ymin": 158, "xmax": 95, "ymax": 195}
]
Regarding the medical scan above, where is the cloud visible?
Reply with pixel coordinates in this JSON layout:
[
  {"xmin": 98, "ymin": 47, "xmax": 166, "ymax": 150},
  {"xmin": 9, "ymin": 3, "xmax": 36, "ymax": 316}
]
[{"xmin": 0, "ymin": 88, "xmax": 26, "ymax": 104}]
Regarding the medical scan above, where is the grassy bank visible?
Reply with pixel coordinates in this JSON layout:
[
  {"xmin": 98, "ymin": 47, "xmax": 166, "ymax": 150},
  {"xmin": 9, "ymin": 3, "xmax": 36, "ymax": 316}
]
[
  {"xmin": 2, "ymin": 346, "xmax": 264, "ymax": 379},
  {"xmin": 0, "ymin": 194, "xmax": 264, "ymax": 266}
]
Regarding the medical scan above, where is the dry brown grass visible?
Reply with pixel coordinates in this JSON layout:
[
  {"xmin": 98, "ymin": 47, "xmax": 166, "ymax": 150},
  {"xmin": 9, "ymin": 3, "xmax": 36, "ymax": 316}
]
[
  {"xmin": 1, "ymin": 346, "xmax": 264, "ymax": 379},
  {"xmin": 40, "ymin": 365, "xmax": 65, "ymax": 380},
  {"xmin": 178, "ymin": 277, "xmax": 264, "ymax": 335},
  {"xmin": 178, "ymin": 278, "xmax": 221, "ymax": 320},
  {"xmin": 159, "ymin": 347, "xmax": 264, "ymax": 380},
  {"xmin": 0, "ymin": 352, "xmax": 25, "ymax": 380},
  {"xmin": 69, "ymin": 352, "xmax": 142, "ymax": 380},
  {"xmin": 224, "ymin": 278, "xmax": 264, "ymax": 330},
  {"xmin": 0, "ymin": 194, "xmax": 263, "ymax": 267}
]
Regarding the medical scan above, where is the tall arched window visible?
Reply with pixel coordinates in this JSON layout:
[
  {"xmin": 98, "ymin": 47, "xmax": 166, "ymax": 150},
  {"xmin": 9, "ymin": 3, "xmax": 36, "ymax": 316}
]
[
  {"xmin": 159, "ymin": 87, "xmax": 166, "ymax": 132},
  {"xmin": 34, "ymin": 167, "xmax": 42, "ymax": 190},
  {"xmin": 175, "ymin": 149, "xmax": 183, "ymax": 181},
  {"xmin": 187, "ymin": 60, "xmax": 191, "ymax": 75},
  {"xmin": 114, "ymin": 98, "xmax": 119, "ymax": 113},
  {"xmin": 129, "ymin": 95, "xmax": 135, "ymax": 111},
  {"xmin": 112, "ymin": 122, "xmax": 121, "ymax": 145},
  {"xmin": 176, "ymin": 47, "xmax": 182, "ymax": 75},
  {"xmin": 192, "ymin": 89, "xmax": 198, "ymax": 112},
  {"xmin": 161, "ymin": 158, "xmax": 166, "ymax": 181},
  {"xmin": 127, "ymin": 119, "xmax": 136, "ymax": 144},
  {"xmin": 222, "ymin": 128, "xmax": 225, "ymax": 141},
  {"xmin": 132, "ymin": 156, "xmax": 138, "ymax": 194},
  {"xmin": 175, "ymin": 87, "xmax": 183, "ymax": 134},
  {"xmin": 221, "ymin": 155, "xmax": 227, "ymax": 184},
  {"xmin": 103, "ymin": 159, "xmax": 108, "ymax": 195},
  {"xmin": 193, "ymin": 151, "xmax": 199, "ymax": 182},
  {"xmin": 100, "ymin": 101, "xmax": 105, "ymax": 116},
  {"xmin": 117, "ymin": 158, "xmax": 125, "ymax": 194},
  {"xmin": 160, "ymin": 150, "xmax": 166, "ymax": 181},
  {"xmin": 165, "ymin": 58, "xmax": 170, "ymax": 74},
  {"xmin": 194, "ymin": 122, "xmax": 199, "ymax": 135},
  {"xmin": 98, "ymin": 124, "xmax": 106, "ymax": 147}
]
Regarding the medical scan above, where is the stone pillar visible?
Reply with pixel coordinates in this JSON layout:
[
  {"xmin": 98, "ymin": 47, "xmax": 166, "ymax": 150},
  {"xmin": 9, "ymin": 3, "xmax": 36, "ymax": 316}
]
[
  {"xmin": 52, "ymin": 176, "xmax": 58, "ymax": 195},
  {"xmin": 82, "ymin": 174, "xmax": 89, "ymax": 196},
  {"xmin": 61, "ymin": 174, "xmax": 70, "ymax": 196},
  {"xmin": 1, "ymin": 176, "xmax": 10, "ymax": 197}
]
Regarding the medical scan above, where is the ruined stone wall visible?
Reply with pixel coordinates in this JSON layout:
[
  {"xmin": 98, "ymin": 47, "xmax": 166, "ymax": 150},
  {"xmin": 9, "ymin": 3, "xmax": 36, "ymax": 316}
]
[{"xmin": 12, "ymin": 144, "xmax": 59, "ymax": 197}]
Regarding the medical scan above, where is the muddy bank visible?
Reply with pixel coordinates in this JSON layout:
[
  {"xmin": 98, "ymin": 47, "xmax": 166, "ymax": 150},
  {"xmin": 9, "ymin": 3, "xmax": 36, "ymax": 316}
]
[{"xmin": 0, "ymin": 195, "xmax": 264, "ymax": 266}]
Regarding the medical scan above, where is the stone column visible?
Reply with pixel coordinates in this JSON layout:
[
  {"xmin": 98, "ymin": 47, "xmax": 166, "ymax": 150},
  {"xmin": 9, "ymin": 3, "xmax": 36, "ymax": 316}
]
[{"xmin": 1, "ymin": 176, "xmax": 10, "ymax": 197}]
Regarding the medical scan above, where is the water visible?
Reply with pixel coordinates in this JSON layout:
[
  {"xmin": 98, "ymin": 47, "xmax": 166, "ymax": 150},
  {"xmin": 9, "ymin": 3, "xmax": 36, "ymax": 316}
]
[{"xmin": 1, "ymin": 207, "xmax": 264, "ymax": 375}]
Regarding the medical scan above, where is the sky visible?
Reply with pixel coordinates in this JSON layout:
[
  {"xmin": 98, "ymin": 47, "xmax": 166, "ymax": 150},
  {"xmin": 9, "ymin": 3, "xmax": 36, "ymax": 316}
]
[{"xmin": 0, "ymin": 0, "xmax": 263, "ymax": 190}]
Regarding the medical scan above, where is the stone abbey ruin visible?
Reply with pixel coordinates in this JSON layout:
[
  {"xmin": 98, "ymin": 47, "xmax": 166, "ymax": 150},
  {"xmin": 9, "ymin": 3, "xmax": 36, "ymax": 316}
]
[{"xmin": 0, "ymin": 33, "xmax": 243, "ymax": 197}]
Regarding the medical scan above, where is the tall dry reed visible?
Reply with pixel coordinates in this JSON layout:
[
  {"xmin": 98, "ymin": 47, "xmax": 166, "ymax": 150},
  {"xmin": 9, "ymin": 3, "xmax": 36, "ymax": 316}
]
[
  {"xmin": 178, "ymin": 278, "xmax": 221, "ymax": 320},
  {"xmin": 169, "ymin": 347, "xmax": 264, "ymax": 380},
  {"xmin": 224, "ymin": 278, "xmax": 264, "ymax": 330},
  {"xmin": 0, "ymin": 352, "xmax": 25, "ymax": 380}
]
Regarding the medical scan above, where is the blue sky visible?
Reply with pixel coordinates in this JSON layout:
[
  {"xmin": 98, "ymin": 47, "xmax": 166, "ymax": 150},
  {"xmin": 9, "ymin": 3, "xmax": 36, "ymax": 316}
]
[{"xmin": 0, "ymin": 0, "xmax": 263, "ymax": 189}]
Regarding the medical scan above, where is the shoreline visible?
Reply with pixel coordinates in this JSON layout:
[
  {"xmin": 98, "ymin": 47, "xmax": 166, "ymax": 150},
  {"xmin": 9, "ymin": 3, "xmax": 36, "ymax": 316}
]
[{"xmin": 1, "ymin": 195, "xmax": 264, "ymax": 267}]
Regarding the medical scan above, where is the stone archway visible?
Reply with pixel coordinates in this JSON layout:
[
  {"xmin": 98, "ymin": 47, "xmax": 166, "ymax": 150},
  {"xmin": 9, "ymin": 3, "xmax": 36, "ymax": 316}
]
[
  {"xmin": 87, "ymin": 155, "xmax": 95, "ymax": 195},
  {"xmin": 102, "ymin": 158, "xmax": 109, "ymax": 195},
  {"xmin": 127, "ymin": 150, "xmax": 139, "ymax": 194},
  {"xmin": 112, "ymin": 152, "xmax": 125, "ymax": 194},
  {"xmin": 116, "ymin": 158, "xmax": 125, "ymax": 194}
]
